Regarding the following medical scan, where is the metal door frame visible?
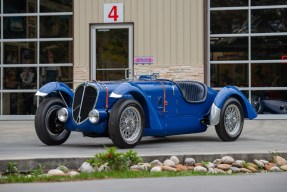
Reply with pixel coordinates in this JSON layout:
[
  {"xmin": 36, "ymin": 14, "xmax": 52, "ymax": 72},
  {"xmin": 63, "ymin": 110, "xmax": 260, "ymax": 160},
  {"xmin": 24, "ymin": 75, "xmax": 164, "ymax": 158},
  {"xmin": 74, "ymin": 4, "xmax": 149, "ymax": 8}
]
[{"xmin": 90, "ymin": 23, "xmax": 134, "ymax": 80}]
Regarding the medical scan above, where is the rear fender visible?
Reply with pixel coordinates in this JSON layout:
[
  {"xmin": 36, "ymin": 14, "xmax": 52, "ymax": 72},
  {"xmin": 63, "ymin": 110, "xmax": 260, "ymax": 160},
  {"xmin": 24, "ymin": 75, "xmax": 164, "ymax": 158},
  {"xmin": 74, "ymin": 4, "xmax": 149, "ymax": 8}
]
[
  {"xmin": 36, "ymin": 82, "xmax": 74, "ymax": 107},
  {"xmin": 110, "ymin": 82, "xmax": 163, "ymax": 130},
  {"xmin": 210, "ymin": 86, "xmax": 257, "ymax": 126}
]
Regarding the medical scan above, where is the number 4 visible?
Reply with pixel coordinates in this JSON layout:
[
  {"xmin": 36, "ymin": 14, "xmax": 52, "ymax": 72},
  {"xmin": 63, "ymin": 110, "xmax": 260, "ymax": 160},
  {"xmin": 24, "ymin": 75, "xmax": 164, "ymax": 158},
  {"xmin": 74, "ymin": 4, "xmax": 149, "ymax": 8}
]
[{"xmin": 108, "ymin": 6, "xmax": 119, "ymax": 21}]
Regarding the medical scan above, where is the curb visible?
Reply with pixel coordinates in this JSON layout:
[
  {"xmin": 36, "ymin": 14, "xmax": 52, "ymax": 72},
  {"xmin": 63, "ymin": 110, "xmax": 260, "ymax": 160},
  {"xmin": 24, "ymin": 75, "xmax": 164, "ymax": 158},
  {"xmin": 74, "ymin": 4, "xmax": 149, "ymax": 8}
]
[{"xmin": 1, "ymin": 152, "xmax": 287, "ymax": 171}]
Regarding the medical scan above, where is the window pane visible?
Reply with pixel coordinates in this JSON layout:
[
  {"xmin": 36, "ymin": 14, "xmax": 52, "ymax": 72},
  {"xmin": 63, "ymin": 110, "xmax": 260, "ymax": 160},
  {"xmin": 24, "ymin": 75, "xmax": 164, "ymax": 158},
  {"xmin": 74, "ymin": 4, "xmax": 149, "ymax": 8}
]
[
  {"xmin": 252, "ymin": 0, "xmax": 287, "ymax": 6},
  {"xmin": 4, "ymin": 0, "xmax": 37, "ymax": 13},
  {"xmin": 96, "ymin": 70, "xmax": 126, "ymax": 81},
  {"xmin": 4, "ymin": 42, "xmax": 37, "ymax": 64},
  {"xmin": 251, "ymin": 63, "xmax": 287, "ymax": 87},
  {"xmin": 210, "ymin": 0, "xmax": 248, "ymax": 7},
  {"xmin": 4, "ymin": 16, "xmax": 37, "ymax": 39},
  {"xmin": 40, "ymin": 0, "xmax": 72, "ymax": 12},
  {"xmin": 4, "ymin": 67, "xmax": 37, "ymax": 89},
  {"xmin": 251, "ymin": 36, "xmax": 287, "ymax": 60},
  {"xmin": 40, "ymin": 66, "xmax": 73, "ymax": 88},
  {"xmin": 251, "ymin": 90, "xmax": 287, "ymax": 114},
  {"xmin": 211, "ymin": 64, "xmax": 248, "ymax": 87},
  {"xmin": 3, "ymin": 93, "xmax": 37, "ymax": 115},
  {"xmin": 252, "ymin": 9, "xmax": 287, "ymax": 33},
  {"xmin": 211, "ymin": 10, "xmax": 248, "ymax": 34},
  {"xmin": 40, "ymin": 16, "xmax": 73, "ymax": 38},
  {"xmin": 210, "ymin": 37, "xmax": 248, "ymax": 61},
  {"xmin": 40, "ymin": 41, "xmax": 73, "ymax": 63}
]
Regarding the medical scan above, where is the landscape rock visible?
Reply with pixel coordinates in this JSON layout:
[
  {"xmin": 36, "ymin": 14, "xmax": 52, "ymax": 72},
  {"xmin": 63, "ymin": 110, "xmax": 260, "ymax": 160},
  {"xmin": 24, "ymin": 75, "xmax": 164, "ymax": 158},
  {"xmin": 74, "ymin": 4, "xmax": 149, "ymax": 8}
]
[
  {"xmin": 254, "ymin": 160, "xmax": 264, "ymax": 168},
  {"xmin": 217, "ymin": 164, "xmax": 232, "ymax": 171},
  {"xmin": 162, "ymin": 166, "xmax": 176, "ymax": 172},
  {"xmin": 213, "ymin": 159, "xmax": 222, "ymax": 165},
  {"xmin": 150, "ymin": 160, "xmax": 163, "ymax": 167},
  {"xmin": 247, "ymin": 163, "xmax": 258, "ymax": 170},
  {"xmin": 240, "ymin": 168, "xmax": 252, "ymax": 173},
  {"xmin": 163, "ymin": 159, "xmax": 176, "ymax": 168},
  {"xmin": 130, "ymin": 165, "xmax": 147, "ymax": 171},
  {"xmin": 231, "ymin": 166, "xmax": 241, "ymax": 173},
  {"xmin": 210, "ymin": 168, "xmax": 225, "ymax": 174},
  {"xmin": 232, "ymin": 160, "xmax": 244, "ymax": 168},
  {"xmin": 47, "ymin": 169, "xmax": 65, "ymax": 176},
  {"xmin": 280, "ymin": 165, "xmax": 287, "ymax": 171},
  {"xmin": 195, "ymin": 163, "xmax": 204, "ymax": 167},
  {"xmin": 68, "ymin": 171, "xmax": 80, "ymax": 176},
  {"xmin": 79, "ymin": 162, "xmax": 95, "ymax": 173},
  {"xmin": 98, "ymin": 163, "xmax": 110, "ymax": 172},
  {"xmin": 170, "ymin": 156, "xmax": 180, "ymax": 165},
  {"xmin": 221, "ymin": 156, "xmax": 235, "ymax": 164},
  {"xmin": 226, "ymin": 169, "xmax": 233, "ymax": 174},
  {"xmin": 269, "ymin": 166, "xmax": 281, "ymax": 172},
  {"xmin": 246, "ymin": 166, "xmax": 257, "ymax": 173},
  {"xmin": 259, "ymin": 160, "xmax": 269, "ymax": 165},
  {"xmin": 204, "ymin": 162, "xmax": 215, "ymax": 169},
  {"xmin": 273, "ymin": 156, "xmax": 287, "ymax": 166},
  {"xmin": 139, "ymin": 163, "xmax": 151, "ymax": 171},
  {"xmin": 184, "ymin": 158, "xmax": 196, "ymax": 166},
  {"xmin": 186, "ymin": 166, "xmax": 195, "ymax": 170},
  {"xmin": 56, "ymin": 165, "xmax": 69, "ymax": 173},
  {"xmin": 175, "ymin": 164, "xmax": 188, "ymax": 171},
  {"xmin": 194, "ymin": 166, "xmax": 207, "ymax": 173},
  {"xmin": 264, "ymin": 163, "xmax": 276, "ymax": 171},
  {"xmin": 150, "ymin": 166, "xmax": 162, "ymax": 172}
]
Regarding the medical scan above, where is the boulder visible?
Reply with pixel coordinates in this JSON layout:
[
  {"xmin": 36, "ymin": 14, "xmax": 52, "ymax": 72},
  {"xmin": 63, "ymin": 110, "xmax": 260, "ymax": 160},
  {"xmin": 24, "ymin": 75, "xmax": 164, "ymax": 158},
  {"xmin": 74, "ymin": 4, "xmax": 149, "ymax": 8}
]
[
  {"xmin": 184, "ymin": 158, "xmax": 196, "ymax": 166},
  {"xmin": 194, "ymin": 166, "xmax": 207, "ymax": 173},
  {"xmin": 221, "ymin": 156, "xmax": 235, "ymax": 164},
  {"xmin": 280, "ymin": 165, "xmax": 287, "ymax": 171},
  {"xmin": 163, "ymin": 159, "xmax": 176, "ymax": 168},
  {"xmin": 273, "ymin": 156, "xmax": 287, "ymax": 166},
  {"xmin": 150, "ymin": 160, "xmax": 163, "ymax": 167},
  {"xmin": 217, "ymin": 164, "xmax": 232, "ymax": 171},
  {"xmin": 232, "ymin": 160, "xmax": 244, "ymax": 168},
  {"xmin": 175, "ymin": 164, "xmax": 188, "ymax": 171},
  {"xmin": 68, "ymin": 171, "xmax": 80, "ymax": 176},
  {"xmin": 79, "ymin": 162, "xmax": 95, "ymax": 173},
  {"xmin": 240, "ymin": 168, "xmax": 252, "ymax": 173},
  {"xmin": 254, "ymin": 160, "xmax": 264, "ymax": 168},
  {"xmin": 213, "ymin": 159, "xmax": 222, "ymax": 165},
  {"xmin": 56, "ymin": 165, "xmax": 69, "ymax": 173},
  {"xmin": 150, "ymin": 166, "xmax": 162, "ymax": 172},
  {"xmin": 231, "ymin": 166, "xmax": 241, "ymax": 173},
  {"xmin": 170, "ymin": 156, "xmax": 180, "ymax": 165},
  {"xmin": 162, "ymin": 166, "xmax": 176, "ymax": 172},
  {"xmin": 259, "ymin": 160, "xmax": 269, "ymax": 165},
  {"xmin": 264, "ymin": 163, "xmax": 276, "ymax": 171},
  {"xmin": 269, "ymin": 166, "xmax": 281, "ymax": 172},
  {"xmin": 47, "ymin": 169, "xmax": 65, "ymax": 176}
]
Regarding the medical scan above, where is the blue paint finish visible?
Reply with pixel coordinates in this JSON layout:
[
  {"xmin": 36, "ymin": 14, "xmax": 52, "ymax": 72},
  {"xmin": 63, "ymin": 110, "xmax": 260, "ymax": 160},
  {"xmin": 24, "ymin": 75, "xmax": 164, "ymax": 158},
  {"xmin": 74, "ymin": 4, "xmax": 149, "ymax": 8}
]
[
  {"xmin": 38, "ymin": 82, "xmax": 74, "ymax": 99},
  {"xmin": 36, "ymin": 79, "xmax": 257, "ymax": 140},
  {"xmin": 214, "ymin": 86, "xmax": 257, "ymax": 119}
]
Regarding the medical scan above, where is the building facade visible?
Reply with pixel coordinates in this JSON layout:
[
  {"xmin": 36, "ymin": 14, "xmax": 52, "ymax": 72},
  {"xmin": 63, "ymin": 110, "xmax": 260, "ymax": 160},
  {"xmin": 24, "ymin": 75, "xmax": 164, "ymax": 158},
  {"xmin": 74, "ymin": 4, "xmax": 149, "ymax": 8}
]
[{"xmin": 0, "ymin": 0, "xmax": 286, "ymax": 119}]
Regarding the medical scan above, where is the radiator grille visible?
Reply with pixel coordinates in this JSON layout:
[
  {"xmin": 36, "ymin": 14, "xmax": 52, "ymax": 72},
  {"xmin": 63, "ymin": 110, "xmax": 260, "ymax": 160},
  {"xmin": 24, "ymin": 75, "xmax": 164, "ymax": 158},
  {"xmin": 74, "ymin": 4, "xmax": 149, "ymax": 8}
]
[{"xmin": 72, "ymin": 84, "xmax": 98, "ymax": 124}]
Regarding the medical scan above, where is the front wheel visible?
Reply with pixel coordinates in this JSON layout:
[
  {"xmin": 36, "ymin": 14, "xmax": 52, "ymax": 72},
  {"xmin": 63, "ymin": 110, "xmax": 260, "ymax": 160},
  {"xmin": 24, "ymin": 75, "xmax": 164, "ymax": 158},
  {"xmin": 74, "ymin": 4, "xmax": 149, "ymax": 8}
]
[
  {"xmin": 215, "ymin": 97, "xmax": 244, "ymax": 141},
  {"xmin": 108, "ymin": 99, "xmax": 145, "ymax": 148},
  {"xmin": 35, "ymin": 97, "xmax": 70, "ymax": 145}
]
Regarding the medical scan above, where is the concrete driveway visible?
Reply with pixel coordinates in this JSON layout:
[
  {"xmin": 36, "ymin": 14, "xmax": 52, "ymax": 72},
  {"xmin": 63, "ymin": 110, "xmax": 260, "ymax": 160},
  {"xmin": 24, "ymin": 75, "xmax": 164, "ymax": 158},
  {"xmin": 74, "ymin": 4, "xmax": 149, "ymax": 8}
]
[{"xmin": 0, "ymin": 119, "xmax": 286, "ymax": 161}]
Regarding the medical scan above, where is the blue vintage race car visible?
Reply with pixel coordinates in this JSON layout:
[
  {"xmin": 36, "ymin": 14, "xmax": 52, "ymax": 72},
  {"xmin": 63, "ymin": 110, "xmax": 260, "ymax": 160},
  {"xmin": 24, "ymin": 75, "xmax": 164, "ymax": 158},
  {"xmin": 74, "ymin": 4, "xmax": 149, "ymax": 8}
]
[{"xmin": 35, "ymin": 74, "xmax": 257, "ymax": 148}]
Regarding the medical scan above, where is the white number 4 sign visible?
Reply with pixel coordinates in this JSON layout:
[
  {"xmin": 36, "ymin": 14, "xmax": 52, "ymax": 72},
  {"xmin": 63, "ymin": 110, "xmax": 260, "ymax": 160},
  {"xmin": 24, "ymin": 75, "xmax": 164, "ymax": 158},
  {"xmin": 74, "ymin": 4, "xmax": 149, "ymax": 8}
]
[{"xmin": 104, "ymin": 3, "xmax": 123, "ymax": 23}]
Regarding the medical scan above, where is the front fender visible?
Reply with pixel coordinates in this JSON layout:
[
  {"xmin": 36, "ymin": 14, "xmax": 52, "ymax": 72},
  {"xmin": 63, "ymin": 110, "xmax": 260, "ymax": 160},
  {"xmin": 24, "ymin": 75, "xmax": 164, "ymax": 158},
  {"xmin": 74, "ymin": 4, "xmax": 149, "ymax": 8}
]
[
  {"xmin": 110, "ymin": 82, "xmax": 163, "ymax": 130},
  {"xmin": 36, "ymin": 82, "xmax": 74, "ymax": 106},
  {"xmin": 210, "ymin": 86, "xmax": 257, "ymax": 125}
]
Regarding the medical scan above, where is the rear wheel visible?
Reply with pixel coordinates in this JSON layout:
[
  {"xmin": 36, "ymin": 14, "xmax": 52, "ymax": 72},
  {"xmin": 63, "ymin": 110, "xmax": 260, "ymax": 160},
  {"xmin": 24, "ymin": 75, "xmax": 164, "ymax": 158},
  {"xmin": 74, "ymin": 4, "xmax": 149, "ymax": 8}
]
[
  {"xmin": 215, "ymin": 97, "xmax": 244, "ymax": 141},
  {"xmin": 108, "ymin": 99, "xmax": 145, "ymax": 148},
  {"xmin": 35, "ymin": 97, "xmax": 70, "ymax": 145}
]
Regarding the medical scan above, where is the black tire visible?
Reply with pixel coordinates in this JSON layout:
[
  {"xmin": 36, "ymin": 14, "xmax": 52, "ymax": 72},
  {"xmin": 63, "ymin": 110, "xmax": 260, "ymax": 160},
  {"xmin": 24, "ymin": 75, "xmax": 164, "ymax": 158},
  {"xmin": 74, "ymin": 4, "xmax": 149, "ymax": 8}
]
[
  {"xmin": 108, "ymin": 99, "xmax": 145, "ymax": 149},
  {"xmin": 215, "ymin": 97, "xmax": 244, "ymax": 141},
  {"xmin": 35, "ymin": 97, "xmax": 70, "ymax": 145}
]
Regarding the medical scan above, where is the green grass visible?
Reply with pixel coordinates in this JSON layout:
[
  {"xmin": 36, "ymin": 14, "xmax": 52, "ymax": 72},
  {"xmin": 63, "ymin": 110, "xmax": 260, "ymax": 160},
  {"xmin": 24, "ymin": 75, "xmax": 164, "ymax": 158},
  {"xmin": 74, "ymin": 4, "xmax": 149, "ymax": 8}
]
[{"xmin": 0, "ymin": 170, "xmax": 216, "ymax": 184}]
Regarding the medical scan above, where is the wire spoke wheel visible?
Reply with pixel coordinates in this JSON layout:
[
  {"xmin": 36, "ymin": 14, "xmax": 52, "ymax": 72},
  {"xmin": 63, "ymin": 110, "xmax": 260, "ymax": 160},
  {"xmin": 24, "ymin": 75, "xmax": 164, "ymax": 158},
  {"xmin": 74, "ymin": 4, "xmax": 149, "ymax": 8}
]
[{"xmin": 224, "ymin": 104, "xmax": 241, "ymax": 137}]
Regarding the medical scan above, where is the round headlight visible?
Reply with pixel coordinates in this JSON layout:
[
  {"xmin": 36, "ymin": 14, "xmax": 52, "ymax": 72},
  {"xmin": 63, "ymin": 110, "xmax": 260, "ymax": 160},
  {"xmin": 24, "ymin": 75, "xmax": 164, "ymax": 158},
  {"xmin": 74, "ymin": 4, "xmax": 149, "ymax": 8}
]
[
  {"xmin": 57, "ymin": 108, "xmax": 68, "ymax": 122},
  {"xmin": 88, "ymin": 109, "xmax": 100, "ymax": 124}
]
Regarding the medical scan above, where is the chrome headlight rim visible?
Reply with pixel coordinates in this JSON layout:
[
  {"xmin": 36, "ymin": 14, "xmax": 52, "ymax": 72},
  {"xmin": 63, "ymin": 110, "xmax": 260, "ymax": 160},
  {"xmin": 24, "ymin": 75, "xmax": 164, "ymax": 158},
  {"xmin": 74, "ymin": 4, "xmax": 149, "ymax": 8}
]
[
  {"xmin": 88, "ymin": 109, "xmax": 100, "ymax": 124},
  {"xmin": 57, "ymin": 108, "xmax": 69, "ymax": 123}
]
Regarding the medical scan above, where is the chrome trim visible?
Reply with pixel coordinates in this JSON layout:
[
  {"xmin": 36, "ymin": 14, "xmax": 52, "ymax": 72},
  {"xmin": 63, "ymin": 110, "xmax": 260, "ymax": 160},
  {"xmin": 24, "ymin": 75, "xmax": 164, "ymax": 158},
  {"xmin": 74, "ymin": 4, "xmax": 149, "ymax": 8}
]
[
  {"xmin": 35, "ymin": 91, "xmax": 48, "ymax": 96},
  {"xmin": 88, "ymin": 109, "xmax": 100, "ymax": 124},
  {"xmin": 110, "ymin": 92, "xmax": 122, "ymax": 98},
  {"xmin": 57, "ymin": 108, "xmax": 69, "ymax": 123},
  {"xmin": 210, "ymin": 103, "xmax": 221, "ymax": 126}
]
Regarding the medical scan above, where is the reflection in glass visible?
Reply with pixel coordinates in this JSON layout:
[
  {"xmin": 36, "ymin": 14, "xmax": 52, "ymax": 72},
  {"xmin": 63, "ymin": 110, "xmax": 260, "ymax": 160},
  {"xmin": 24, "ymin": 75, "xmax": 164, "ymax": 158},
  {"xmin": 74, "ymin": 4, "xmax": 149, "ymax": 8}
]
[
  {"xmin": 252, "ymin": 0, "xmax": 287, "ymax": 6},
  {"xmin": 211, "ymin": 10, "xmax": 248, "ymax": 34},
  {"xmin": 40, "ymin": 41, "xmax": 73, "ymax": 63},
  {"xmin": 3, "ymin": 93, "xmax": 37, "ymax": 115},
  {"xmin": 210, "ymin": 37, "xmax": 248, "ymax": 61},
  {"xmin": 251, "ymin": 90, "xmax": 287, "ymax": 114},
  {"xmin": 251, "ymin": 36, "xmax": 287, "ymax": 60},
  {"xmin": 40, "ymin": 16, "xmax": 73, "ymax": 38},
  {"xmin": 210, "ymin": 0, "xmax": 248, "ymax": 7},
  {"xmin": 4, "ymin": 16, "xmax": 37, "ymax": 39},
  {"xmin": 251, "ymin": 64, "xmax": 287, "ymax": 87},
  {"xmin": 211, "ymin": 64, "xmax": 248, "ymax": 87},
  {"xmin": 40, "ymin": 0, "xmax": 72, "ymax": 12},
  {"xmin": 4, "ymin": 42, "xmax": 37, "ymax": 64},
  {"xmin": 4, "ymin": 67, "xmax": 37, "ymax": 90},
  {"xmin": 4, "ymin": 0, "xmax": 37, "ymax": 13},
  {"xmin": 96, "ymin": 70, "xmax": 126, "ymax": 81},
  {"xmin": 252, "ymin": 9, "xmax": 287, "ymax": 33},
  {"xmin": 96, "ymin": 29, "xmax": 129, "ymax": 69},
  {"xmin": 40, "ymin": 67, "xmax": 73, "ymax": 88}
]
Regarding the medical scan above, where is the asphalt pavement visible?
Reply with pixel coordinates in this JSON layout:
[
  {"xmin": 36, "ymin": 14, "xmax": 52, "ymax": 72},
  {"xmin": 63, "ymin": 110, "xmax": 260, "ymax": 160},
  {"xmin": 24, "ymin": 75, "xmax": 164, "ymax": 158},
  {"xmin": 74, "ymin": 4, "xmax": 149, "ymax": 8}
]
[{"xmin": 0, "ymin": 119, "xmax": 286, "ymax": 169}]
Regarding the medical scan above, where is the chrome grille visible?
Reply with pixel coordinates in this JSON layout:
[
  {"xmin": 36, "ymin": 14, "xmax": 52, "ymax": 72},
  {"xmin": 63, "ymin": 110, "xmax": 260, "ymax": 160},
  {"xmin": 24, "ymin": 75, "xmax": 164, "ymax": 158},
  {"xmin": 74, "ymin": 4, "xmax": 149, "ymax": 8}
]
[{"xmin": 72, "ymin": 84, "xmax": 98, "ymax": 124}]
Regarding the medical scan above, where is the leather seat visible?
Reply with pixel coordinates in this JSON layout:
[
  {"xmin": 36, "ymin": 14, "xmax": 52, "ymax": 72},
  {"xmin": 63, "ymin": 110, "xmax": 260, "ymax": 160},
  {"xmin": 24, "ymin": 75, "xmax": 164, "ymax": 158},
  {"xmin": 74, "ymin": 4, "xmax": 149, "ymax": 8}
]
[{"xmin": 175, "ymin": 81, "xmax": 207, "ymax": 103}]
